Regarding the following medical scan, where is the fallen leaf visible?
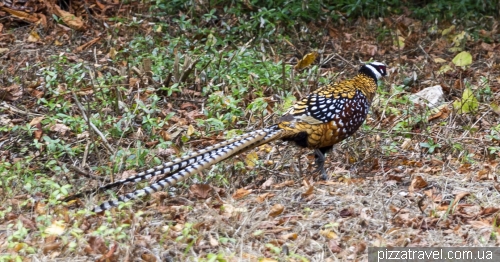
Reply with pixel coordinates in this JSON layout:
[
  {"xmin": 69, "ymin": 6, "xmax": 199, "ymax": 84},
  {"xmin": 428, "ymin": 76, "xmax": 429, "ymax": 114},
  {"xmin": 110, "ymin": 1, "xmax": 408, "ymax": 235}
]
[
  {"xmin": 441, "ymin": 25, "xmax": 455, "ymax": 36},
  {"xmin": 433, "ymin": 57, "xmax": 447, "ymax": 63},
  {"xmin": 409, "ymin": 176, "xmax": 428, "ymax": 192},
  {"xmin": 27, "ymin": 30, "xmax": 41, "ymax": 43},
  {"xmin": 0, "ymin": 84, "xmax": 22, "ymax": 101},
  {"xmin": 320, "ymin": 229, "xmax": 338, "ymax": 239},
  {"xmin": 301, "ymin": 185, "xmax": 314, "ymax": 197},
  {"xmin": 30, "ymin": 116, "xmax": 45, "ymax": 126},
  {"xmin": 108, "ymin": 47, "xmax": 117, "ymax": 59},
  {"xmin": 245, "ymin": 151, "xmax": 258, "ymax": 168},
  {"xmin": 260, "ymin": 258, "xmax": 278, "ymax": 262},
  {"xmin": 451, "ymin": 191, "xmax": 470, "ymax": 209},
  {"xmin": 45, "ymin": 220, "xmax": 66, "ymax": 236},
  {"xmin": 186, "ymin": 125, "xmax": 195, "ymax": 136},
  {"xmin": 260, "ymin": 177, "xmax": 274, "ymax": 189},
  {"xmin": 34, "ymin": 123, "xmax": 43, "ymax": 140},
  {"xmin": 53, "ymin": 4, "xmax": 84, "ymax": 30},
  {"xmin": 268, "ymin": 204, "xmax": 284, "ymax": 217},
  {"xmin": 428, "ymin": 106, "xmax": 450, "ymax": 121},
  {"xmin": 328, "ymin": 239, "xmax": 342, "ymax": 253},
  {"xmin": 476, "ymin": 169, "xmax": 489, "ymax": 180},
  {"xmin": 480, "ymin": 207, "xmax": 499, "ymax": 216},
  {"xmin": 280, "ymin": 233, "xmax": 298, "ymax": 240},
  {"xmin": 468, "ymin": 220, "xmax": 491, "ymax": 229},
  {"xmin": 189, "ymin": 184, "xmax": 211, "ymax": 199},
  {"xmin": 232, "ymin": 188, "xmax": 252, "ymax": 200},
  {"xmin": 452, "ymin": 51, "xmax": 472, "ymax": 67},
  {"xmin": 453, "ymin": 87, "xmax": 478, "ymax": 114},
  {"xmin": 294, "ymin": 51, "xmax": 318, "ymax": 70},
  {"xmin": 50, "ymin": 123, "xmax": 70, "ymax": 135},
  {"xmin": 490, "ymin": 102, "xmax": 500, "ymax": 116},
  {"xmin": 0, "ymin": 6, "xmax": 40, "ymax": 23},
  {"xmin": 75, "ymin": 37, "xmax": 101, "ymax": 52},
  {"xmin": 339, "ymin": 208, "xmax": 355, "ymax": 217},
  {"xmin": 256, "ymin": 193, "xmax": 275, "ymax": 203},
  {"xmin": 273, "ymin": 180, "xmax": 294, "ymax": 189},
  {"xmin": 437, "ymin": 64, "xmax": 453, "ymax": 74}
]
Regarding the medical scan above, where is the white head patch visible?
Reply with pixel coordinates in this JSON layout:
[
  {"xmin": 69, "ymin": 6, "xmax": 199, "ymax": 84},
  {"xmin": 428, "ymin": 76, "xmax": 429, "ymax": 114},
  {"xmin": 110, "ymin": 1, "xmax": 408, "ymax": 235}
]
[{"xmin": 365, "ymin": 64, "xmax": 382, "ymax": 79}]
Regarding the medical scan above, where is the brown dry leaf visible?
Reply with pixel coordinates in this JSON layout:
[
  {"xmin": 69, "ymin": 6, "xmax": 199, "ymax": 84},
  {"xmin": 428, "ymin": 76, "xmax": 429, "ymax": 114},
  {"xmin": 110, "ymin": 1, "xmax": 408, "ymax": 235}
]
[
  {"xmin": 35, "ymin": 201, "xmax": 46, "ymax": 215},
  {"xmin": 232, "ymin": 188, "xmax": 252, "ymax": 200},
  {"xmin": 361, "ymin": 44, "xmax": 378, "ymax": 56},
  {"xmin": 428, "ymin": 106, "xmax": 450, "ymax": 121},
  {"xmin": 320, "ymin": 229, "xmax": 338, "ymax": 239},
  {"xmin": 53, "ymin": 4, "xmax": 84, "ymax": 31},
  {"xmin": 280, "ymin": 233, "xmax": 298, "ymax": 240},
  {"xmin": 260, "ymin": 177, "xmax": 274, "ymax": 189},
  {"xmin": 0, "ymin": 84, "xmax": 22, "ymax": 101},
  {"xmin": 480, "ymin": 207, "xmax": 500, "ymax": 216},
  {"xmin": 256, "ymin": 193, "xmax": 275, "ymax": 203},
  {"xmin": 189, "ymin": 184, "xmax": 211, "ymax": 199},
  {"xmin": 302, "ymin": 185, "xmax": 314, "ymax": 197},
  {"xmin": 468, "ymin": 220, "xmax": 491, "ymax": 229},
  {"xmin": 273, "ymin": 180, "xmax": 294, "ymax": 189},
  {"xmin": 19, "ymin": 215, "xmax": 37, "ymax": 230},
  {"xmin": 30, "ymin": 116, "xmax": 45, "ymax": 126},
  {"xmin": 451, "ymin": 191, "xmax": 470, "ymax": 209},
  {"xmin": 0, "ymin": 6, "xmax": 40, "ymax": 23},
  {"xmin": 387, "ymin": 174, "xmax": 404, "ymax": 182},
  {"xmin": 141, "ymin": 253, "xmax": 156, "ymax": 262},
  {"xmin": 75, "ymin": 37, "xmax": 101, "ymax": 52},
  {"xmin": 34, "ymin": 123, "xmax": 43, "ymax": 140},
  {"xmin": 42, "ymin": 242, "xmax": 61, "ymax": 254},
  {"xmin": 328, "ymin": 240, "xmax": 342, "ymax": 253},
  {"xmin": 339, "ymin": 208, "xmax": 355, "ymax": 217},
  {"xmin": 268, "ymin": 204, "xmax": 284, "ymax": 218},
  {"xmin": 180, "ymin": 102, "xmax": 197, "ymax": 110},
  {"xmin": 409, "ymin": 176, "xmax": 428, "ymax": 192},
  {"xmin": 477, "ymin": 169, "xmax": 489, "ymax": 180},
  {"xmin": 27, "ymin": 30, "xmax": 41, "ymax": 43},
  {"xmin": 434, "ymin": 57, "xmax": 447, "ymax": 63},
  {"xmin": 294, "ymin": 51, "xmax": 318, "ymax": 70},
  {"xmin": 50, "ymin": 123, "xmax": 70, "ymax": 135}
]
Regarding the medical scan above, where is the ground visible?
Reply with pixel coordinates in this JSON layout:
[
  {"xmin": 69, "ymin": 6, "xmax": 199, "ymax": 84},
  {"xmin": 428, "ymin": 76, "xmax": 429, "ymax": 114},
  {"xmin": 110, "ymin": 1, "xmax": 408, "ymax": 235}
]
[{"xmin": 1, "ymin": 1, "xmax": 500, "ymax": 261}]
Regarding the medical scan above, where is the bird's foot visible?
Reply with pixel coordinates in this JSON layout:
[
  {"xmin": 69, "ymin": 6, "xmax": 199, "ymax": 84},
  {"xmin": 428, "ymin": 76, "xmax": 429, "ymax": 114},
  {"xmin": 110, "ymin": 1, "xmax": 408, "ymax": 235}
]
[{"xmin": 314, "ymin": 149, "xmax": 328, "ymax": 180}]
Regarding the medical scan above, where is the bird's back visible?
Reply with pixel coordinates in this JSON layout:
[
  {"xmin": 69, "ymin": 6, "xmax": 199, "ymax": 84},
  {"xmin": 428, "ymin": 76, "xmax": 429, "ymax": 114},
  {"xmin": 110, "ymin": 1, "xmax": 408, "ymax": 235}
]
[{"xmin": 278, "ymin": 64, "xmax": 386, "ymax": 149}]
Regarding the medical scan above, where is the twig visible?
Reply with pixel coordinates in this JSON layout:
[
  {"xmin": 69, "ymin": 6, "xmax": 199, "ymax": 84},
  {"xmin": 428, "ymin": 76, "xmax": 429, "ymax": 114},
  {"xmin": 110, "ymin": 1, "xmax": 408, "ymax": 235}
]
[
  {"xmin": 71, "ymin": 91, "xmax": 116, "ymax": 154},
  {"xmin": 57, "ymin": 160, "xmax": 110, "ymax": 182},
  {"xmin": 334, "ymin": 53, "xmax": 356, "ymax": 68},
  {"xmin": 82, "ymin": 140, "xmax": 90, "ymax": 167},
  {"xmin": 0, "ymin": 101, "xmax": 44, "ymax": 116}
]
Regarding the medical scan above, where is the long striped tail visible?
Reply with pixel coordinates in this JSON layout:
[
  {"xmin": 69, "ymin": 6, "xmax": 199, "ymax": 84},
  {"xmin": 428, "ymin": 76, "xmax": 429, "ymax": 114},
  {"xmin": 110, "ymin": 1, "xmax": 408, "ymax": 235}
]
[
  {"xmin": 67, "ymin": 128, "xmax": 275, "ymax": 200},
  {"xmin": 92, "ymin": 126, "xmax": 284, "ymax": 212}
]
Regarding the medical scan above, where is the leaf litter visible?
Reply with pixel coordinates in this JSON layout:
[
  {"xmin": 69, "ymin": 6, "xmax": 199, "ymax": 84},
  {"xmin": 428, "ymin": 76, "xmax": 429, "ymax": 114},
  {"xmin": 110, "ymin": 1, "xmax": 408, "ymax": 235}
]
[{"xmin": 0, "ymin": 1, "xmax": 500, "ymax": 261}]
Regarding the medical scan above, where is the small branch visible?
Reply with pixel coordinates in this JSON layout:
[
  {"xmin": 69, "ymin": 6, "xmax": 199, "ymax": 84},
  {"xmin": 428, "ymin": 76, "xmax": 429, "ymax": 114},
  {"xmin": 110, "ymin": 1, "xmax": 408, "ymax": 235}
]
[
  {"xmin": 71, "ymin": 91, "xmax": 116, "ymax": 154},
  {"xmin": 58, "ymin": 160, "xmax": 110, "ymax": 182}
]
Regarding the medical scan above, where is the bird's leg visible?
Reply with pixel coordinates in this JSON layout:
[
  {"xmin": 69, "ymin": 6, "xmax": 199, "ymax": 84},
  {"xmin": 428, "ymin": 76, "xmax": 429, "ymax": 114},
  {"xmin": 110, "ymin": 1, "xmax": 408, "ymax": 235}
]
[{"xmin": 314, "ymin": 148, "xmax": 327, "ymax": 180}]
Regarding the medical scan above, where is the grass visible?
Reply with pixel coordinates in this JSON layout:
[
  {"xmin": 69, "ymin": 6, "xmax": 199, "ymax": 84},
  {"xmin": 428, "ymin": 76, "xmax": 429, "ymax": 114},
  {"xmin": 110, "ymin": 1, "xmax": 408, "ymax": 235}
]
[{"xmin": 1, "ymin": 0, "xmax": 500, "ymax": 260}]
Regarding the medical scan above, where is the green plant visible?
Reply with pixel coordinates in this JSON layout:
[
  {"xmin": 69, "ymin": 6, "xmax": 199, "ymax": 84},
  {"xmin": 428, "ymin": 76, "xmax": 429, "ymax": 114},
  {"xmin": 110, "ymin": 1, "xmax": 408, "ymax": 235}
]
[{"xmin": 420, "ymin": 139, "xmax": 441, "ymax": 154}]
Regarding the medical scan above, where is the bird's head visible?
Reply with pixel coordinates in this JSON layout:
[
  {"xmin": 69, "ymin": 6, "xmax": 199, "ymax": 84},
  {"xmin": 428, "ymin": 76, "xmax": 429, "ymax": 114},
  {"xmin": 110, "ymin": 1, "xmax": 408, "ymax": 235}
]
[{"xmin": 361, "ymin": 61, "xmax": 388, "ymax": 81}]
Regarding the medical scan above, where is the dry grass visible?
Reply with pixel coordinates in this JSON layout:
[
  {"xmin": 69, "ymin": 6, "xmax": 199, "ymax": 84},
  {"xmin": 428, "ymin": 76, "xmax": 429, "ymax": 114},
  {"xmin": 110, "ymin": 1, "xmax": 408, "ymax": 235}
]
[{"xmin": 1, "ymin": 3, "xmax": 500, "ymax": 261}]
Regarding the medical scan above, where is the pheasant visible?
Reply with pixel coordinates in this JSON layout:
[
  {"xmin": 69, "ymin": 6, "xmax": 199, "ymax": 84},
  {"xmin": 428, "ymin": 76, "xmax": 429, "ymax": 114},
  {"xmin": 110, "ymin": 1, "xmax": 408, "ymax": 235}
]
[{"xmin": 69, "ymin": 62, "xmax": 388, "ymax": 212}]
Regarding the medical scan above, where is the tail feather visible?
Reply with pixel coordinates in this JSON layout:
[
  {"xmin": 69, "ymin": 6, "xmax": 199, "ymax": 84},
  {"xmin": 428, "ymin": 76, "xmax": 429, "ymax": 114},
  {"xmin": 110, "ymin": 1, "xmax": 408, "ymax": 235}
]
[
  {"xmin": 89, "ymin": 129, "xmax": 275, "ymax": 195},
  {"xmin": 92, "ymin": 127, "xmax": 283, "ymax": 212}
]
